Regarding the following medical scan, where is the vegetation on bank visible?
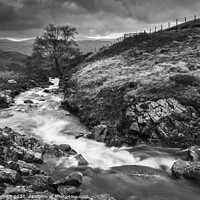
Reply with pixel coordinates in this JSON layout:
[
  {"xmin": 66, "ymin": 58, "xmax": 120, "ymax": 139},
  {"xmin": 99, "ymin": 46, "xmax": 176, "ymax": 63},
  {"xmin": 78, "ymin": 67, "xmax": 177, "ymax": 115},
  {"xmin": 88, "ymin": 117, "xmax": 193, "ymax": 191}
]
[{"xmin": 62, "ymin": 28, "xmax": 200, "ymax": 147}]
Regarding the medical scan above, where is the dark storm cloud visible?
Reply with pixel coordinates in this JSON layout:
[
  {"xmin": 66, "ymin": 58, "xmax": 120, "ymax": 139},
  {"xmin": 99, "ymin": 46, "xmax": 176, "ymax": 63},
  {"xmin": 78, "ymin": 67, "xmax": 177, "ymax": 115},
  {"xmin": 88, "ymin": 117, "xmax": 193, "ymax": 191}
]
[
  {"xmin": 0, "ymin": 0, "xmax": 49, "ymax": 31},
  {"xmin": 0, "ymin": 0, "xmax": 199, "ymax": 38},
  {"xmin": 55, "ymin": 0, "xmax": 200, "ymax": 22}
]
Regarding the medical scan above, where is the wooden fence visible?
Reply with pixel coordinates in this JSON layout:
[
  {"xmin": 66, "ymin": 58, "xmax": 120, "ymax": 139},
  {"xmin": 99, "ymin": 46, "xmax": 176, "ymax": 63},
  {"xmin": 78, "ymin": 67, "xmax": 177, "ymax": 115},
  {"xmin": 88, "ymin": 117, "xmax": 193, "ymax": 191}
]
[{"xmin": 89, "ymin": 14, "xmax": 200, "ymax": 53}]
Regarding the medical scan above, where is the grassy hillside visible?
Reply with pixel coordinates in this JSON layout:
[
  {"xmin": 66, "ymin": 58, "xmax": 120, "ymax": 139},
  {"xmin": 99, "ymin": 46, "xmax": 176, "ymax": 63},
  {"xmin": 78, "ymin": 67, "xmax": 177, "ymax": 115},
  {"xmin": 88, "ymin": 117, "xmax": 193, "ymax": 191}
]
[
  {"xmin": 62, "ymin": 28, "xmax": 200, "ymax": 148},
  {"xmin": 0, "ymin": 39, "xmax": 34, "ymax": 55},
  {"xmin": 0, "ymin": 50, "xmax": 28, "ymax": 71}
]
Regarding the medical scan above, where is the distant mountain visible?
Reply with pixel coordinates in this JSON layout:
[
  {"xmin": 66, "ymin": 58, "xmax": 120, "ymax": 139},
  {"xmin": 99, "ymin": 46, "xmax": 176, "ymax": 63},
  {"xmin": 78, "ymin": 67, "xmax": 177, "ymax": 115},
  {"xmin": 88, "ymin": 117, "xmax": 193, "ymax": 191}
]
[
  {"xmin": 0, "ymin": 39, "xmax": 34, "ymax": 55},
  {"xmin": 0, "ymin": 39, "xmax": 112, "ymax": 55},
  {"xmin": 0, "ymin": 49, "xmax": 28, "ymax": 71}
]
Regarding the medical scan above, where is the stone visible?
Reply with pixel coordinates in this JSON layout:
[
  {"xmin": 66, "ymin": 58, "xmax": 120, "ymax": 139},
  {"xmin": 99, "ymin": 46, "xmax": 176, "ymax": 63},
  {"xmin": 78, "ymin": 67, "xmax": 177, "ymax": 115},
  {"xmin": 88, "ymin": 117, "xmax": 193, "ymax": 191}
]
[
  {"xmin": 9, "ymin": 146, "xmax": 24, "ymax": 160},
  {"xmin": 22, "ymin": 150, "xmax": 43, "ymax": 164},
  {"xmin": 0, "ymin": 168, "xmax": 21, "ymax": 184},
  {"xmin": 4, "ymin": 186, "xmax": 34, "ymax": 195},
  {"xmin": 53, "ymin": 172, "xmax": 83, "ymax": 188},
  {"xmin": 0, "ymin": 133, "xmax": 10, "ymax": 145},
  {"xmin": 5, "ymin": 148, "xmax": 19, "ymax": 162},
  {"xmin": 55, "ymin": 144, "xmax": 71, "ymax": 152},
  {"xmin": 18, "ymin": 160, "xmax": 44, "ymax": 176},
  {"xmin": 25, "ymin": 174, "xmax": 54, "ymax": 192},
  {"xmin": 57, "ymin": 185, "xmax": 81, "ymax": 196},
  {"xmin": 75, "ymin": 133, "xmax": 84, "ymax": 139},
  {"xmin": 130, "ymin": 122, "xmax": 140, "ymax": 132},
  {"xmin": 30, "ymin": 80, "xmax": 37, "ymax": 86},
  {"xmin": 74, "ymin": 154, "xmax": 89, "ymax": 166},
  {"xmin": 42, "ymin": 144, "xmax": 65, "ymax": 157},
  {"xmin": 24, "ymin": 100, "xmax": 34, "ymax": 104},
  {"xmin": 188, "ymin": 146, "xmax": 200, "ymax": 161},
  {"xmin": 43, "ymin": 89, "xmax": 50, "ymax": 93},
  {"xmin": 172, "ymin": 160, "xmax": 200, "ymax": 180},
  {"xmin": 7, "ymin": 79, "xmax": 17, "ymax": 84},
  {"xmin": 6, "ymin": 161, "xmax": 20, "ymax": 173},
  {"xmin": 92, "ymin": 125, "xmax": 108, "ymax": 142}
]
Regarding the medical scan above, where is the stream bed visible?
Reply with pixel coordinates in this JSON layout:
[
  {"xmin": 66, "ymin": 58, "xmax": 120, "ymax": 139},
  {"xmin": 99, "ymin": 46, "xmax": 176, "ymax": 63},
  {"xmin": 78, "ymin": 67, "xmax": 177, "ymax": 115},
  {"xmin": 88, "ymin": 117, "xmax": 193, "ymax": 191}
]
[{"xmin": 0, "ymin": 78, "xmax": 200, "ymax": 200}]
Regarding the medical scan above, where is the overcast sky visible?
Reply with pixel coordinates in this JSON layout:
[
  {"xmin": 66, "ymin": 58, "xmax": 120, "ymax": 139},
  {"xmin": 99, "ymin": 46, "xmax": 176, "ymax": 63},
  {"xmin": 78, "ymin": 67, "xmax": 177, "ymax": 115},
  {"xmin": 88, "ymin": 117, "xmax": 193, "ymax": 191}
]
[{"xmin": 0, "ymin": 0, "xmax": 200, "ymax": 40}]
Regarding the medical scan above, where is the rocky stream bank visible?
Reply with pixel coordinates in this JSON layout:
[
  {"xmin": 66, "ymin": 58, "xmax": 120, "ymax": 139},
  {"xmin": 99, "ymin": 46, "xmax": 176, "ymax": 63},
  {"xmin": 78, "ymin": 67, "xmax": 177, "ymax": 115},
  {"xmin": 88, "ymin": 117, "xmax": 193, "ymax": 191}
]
[
  {"xmin": 0, "ymin": 126, "xmax": 116, "ymax": 200},
  {"xmin": 0, "ymin": 79, "xmax": 117, "ymax": 199},
  {"xmin": 0, "ymin": 77, "xmax": 50, "ymax": 109},
  {"xmin": 61, "ymin": 28, "xmax": 200, "ymax": 149},
  {"xmin": 1, "ymin": 78, "xmax": 200, "ymax": 199}
]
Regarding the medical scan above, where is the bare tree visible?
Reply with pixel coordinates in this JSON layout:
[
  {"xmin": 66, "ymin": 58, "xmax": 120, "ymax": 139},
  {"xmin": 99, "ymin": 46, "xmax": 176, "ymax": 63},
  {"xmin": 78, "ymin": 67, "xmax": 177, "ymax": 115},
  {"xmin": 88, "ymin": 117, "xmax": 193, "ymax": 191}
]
[{"xmin": 33, "ymin": 24, "xmax": 79, "ymax": 77}]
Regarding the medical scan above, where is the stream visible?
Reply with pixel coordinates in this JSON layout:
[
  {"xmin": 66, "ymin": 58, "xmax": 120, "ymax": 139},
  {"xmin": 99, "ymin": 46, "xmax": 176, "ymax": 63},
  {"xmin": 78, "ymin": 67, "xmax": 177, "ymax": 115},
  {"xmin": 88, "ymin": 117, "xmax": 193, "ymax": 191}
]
[{"xmin": 0, "ymin": 78, "xmax": 200, "ymax": 200}]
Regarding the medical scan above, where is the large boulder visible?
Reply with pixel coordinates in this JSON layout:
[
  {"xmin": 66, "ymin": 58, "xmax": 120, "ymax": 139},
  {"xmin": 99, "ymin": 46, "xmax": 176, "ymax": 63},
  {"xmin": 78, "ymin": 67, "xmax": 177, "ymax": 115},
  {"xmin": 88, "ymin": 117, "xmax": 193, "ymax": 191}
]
[
  {"xmin": 53, "ymin": 172, "xmax": 83, "ymax": 188},
  {"xmin": 74, "ymin": 154, "xmax": 89, "ymax": 166},
  {"xmin": 18, "ymin": 160, "xmax": 45, "ymax": 176},
  {"xmin": 24, "ymin": 174, "xmax": 54, "ymax": 192},
  {"xmin": 92, "ymin": 124, "xmax": 108, "ymax": 143},
  {"xmin": 0, "ymin": 168, "xmax": 22, "ymax": 184},
  {"xmin": 172, "ymin": 160, "xmax": 200, "ymax": 181},
  {"xmin": 57, "ymin": 185, "xmax": 81, "ymax": 196}
]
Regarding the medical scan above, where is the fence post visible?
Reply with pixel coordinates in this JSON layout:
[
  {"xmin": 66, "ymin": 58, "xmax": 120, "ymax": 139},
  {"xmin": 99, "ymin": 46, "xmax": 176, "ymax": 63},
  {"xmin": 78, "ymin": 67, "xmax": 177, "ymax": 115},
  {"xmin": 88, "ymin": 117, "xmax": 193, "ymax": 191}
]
[
  {"xmin": 150, "ymin": 29, "xmax": 151, "ymax": 34},
  {"xmin": 194, "ymin": 15, "xmax": 197, "ymax": 22},
  {"xmin": 185, "ymin": 17, "xmax": 187, "ymax": 24},
  {"xmin": 155, "ymin": 26, "xmax": 156, "ymax": 33},
  {"xmin": 168, "ymin": 21, "xmax": 170, "ymax": 28},
  {"xmin": 176, "ymin": 19, "xmax": 178, "ymax": 26},
  {"xmin": 161, "ymin": 24, "xmax": 163, "ymax": 31}
]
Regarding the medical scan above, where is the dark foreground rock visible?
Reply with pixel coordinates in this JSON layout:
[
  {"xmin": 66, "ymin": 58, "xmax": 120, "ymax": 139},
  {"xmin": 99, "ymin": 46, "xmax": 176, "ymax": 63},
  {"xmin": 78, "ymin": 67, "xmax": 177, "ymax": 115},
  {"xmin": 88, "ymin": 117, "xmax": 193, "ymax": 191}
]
[
  {"xmin": 0, "ymin": 127, "xmax": 115, "ymax": 200},
  {"xmin": 57, "ymin": 185, "xmax": 81, "ymax": 196},
  {"xmin": 53, "ymin": 172, "xmax": 83, "ymax": 188},
  {"xmin": 172, "ymin": 160, "xmax": 200, "ymax": 181}
]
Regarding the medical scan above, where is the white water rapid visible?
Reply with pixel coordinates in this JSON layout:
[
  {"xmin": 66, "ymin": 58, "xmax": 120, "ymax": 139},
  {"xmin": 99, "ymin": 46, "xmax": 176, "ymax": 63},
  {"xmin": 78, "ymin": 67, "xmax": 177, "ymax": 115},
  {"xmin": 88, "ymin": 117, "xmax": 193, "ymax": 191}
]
[{"xmin": 0, "ymin": 78, "xmax": 175, "ymax": 171}]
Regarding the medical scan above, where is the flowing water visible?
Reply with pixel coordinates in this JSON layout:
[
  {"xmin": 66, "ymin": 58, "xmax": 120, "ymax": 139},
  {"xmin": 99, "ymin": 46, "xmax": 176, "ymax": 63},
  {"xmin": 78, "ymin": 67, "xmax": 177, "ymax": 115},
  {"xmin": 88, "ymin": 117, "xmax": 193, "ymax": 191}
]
[{"xmin": 0, "ymin": 78, "xmax": 200, "ymax": 200}]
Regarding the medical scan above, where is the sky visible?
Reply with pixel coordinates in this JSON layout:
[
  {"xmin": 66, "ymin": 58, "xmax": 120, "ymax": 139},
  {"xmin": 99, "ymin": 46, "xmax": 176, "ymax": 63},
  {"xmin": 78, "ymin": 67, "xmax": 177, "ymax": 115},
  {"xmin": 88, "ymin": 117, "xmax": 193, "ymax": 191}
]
[{"xmin": 0, "ymin": 0, "xmax": 200, "ymax": 40}]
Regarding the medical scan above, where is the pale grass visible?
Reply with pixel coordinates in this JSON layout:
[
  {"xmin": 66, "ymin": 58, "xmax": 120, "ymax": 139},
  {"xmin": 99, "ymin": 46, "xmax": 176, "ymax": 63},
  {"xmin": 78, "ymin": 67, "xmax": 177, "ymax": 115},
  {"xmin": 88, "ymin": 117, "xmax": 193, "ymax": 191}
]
[{"xmin": 71, "ymin": 39, "xmax": 200, "ymax": 101}]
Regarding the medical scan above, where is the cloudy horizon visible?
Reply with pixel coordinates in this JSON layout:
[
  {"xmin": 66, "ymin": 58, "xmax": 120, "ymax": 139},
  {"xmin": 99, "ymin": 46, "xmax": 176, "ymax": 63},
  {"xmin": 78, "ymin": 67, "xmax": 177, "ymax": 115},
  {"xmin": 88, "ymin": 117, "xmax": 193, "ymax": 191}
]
[{"xmin": 0, "ymin": 0, "xmax": 200, "ymax": 40}]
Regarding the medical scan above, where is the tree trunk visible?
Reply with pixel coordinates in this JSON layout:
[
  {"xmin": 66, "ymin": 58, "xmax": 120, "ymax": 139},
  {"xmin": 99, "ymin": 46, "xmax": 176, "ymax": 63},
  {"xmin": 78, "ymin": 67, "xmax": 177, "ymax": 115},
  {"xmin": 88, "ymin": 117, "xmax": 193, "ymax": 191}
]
[{"xmin": 54, "ymin": 57, "xmax": 62, "ymax": 77}]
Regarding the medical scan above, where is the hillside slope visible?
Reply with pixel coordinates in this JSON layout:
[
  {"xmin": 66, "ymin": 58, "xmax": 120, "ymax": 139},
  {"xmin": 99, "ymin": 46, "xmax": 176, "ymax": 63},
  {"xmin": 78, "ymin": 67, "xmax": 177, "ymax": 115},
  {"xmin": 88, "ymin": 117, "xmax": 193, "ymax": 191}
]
[
  {"xmin": 0, "ymin": 50, "xmax": 28, "ymax": 71},
  {"xmin": 62, "ymin": 28, "xmax": 200, "ymax": 148}
]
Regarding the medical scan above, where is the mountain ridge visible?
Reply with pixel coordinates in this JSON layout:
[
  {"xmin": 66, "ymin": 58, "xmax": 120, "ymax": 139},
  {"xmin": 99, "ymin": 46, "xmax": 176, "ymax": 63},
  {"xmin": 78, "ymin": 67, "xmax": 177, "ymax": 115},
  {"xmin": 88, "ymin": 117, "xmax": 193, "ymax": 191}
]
[{"xmin": 0, "ymin": 38, "xmax": 112, "ymax": 55}]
